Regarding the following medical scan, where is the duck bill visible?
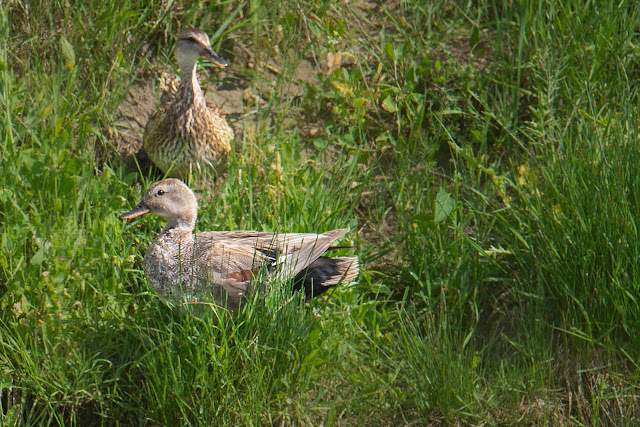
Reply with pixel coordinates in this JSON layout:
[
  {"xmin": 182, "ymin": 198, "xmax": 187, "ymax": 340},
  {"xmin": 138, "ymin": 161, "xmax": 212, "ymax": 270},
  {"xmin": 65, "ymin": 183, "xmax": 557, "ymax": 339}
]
[
  {"xmin": 120, "ymin": 202, "xmax": 151, "ymax": 220},
  {"xmin": 204, "ymin": 48, "xmax": 228, "ymax": 69}
]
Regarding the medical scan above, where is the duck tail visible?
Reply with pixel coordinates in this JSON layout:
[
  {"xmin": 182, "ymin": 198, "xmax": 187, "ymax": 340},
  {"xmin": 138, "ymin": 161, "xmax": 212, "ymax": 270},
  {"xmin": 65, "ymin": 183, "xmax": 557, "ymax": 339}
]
[{"xmin": 293, "ymin": 256, "xmax": 359, "ymax": 299}]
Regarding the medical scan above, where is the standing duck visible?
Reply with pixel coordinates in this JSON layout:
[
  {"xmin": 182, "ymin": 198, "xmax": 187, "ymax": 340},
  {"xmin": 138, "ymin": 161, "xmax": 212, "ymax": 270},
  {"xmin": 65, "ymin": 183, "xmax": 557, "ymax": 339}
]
[
  {"xmin": 143, "ymin": 27, "xmax": 234, "ymax": 180},
  {"xmin": 120, "ymin": 179, "xmax": 359, "ymax": 309}
]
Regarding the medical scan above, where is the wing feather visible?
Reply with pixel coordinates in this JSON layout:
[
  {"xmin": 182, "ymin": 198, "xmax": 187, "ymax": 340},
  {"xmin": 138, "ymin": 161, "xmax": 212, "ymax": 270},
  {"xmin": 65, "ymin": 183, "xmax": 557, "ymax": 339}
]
[{"xmin": 193, "ymin": 229, "xmax": 350, "ymax": 285}]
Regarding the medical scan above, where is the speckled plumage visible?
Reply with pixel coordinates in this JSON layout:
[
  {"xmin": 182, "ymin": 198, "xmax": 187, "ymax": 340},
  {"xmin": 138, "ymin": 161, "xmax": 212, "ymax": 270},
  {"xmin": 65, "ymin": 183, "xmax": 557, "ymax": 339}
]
[
  {"xmin": 143, "ymin": 28, "xmax": 234, "ymax": 180},
  {"xmin": 120, "ymin": 179, "xmax": 359, "ymax": 310}
]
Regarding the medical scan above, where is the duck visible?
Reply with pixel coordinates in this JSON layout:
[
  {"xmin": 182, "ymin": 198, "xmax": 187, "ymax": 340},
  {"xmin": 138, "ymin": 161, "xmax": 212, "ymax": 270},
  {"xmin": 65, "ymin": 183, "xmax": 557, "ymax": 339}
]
[
  {"xmin": 143, "ymin": 27, "xmax": 234, "ymax": 181},
  {"xmin": 120, "ymin": 179, "xmax": 359, "ymax": 310}
]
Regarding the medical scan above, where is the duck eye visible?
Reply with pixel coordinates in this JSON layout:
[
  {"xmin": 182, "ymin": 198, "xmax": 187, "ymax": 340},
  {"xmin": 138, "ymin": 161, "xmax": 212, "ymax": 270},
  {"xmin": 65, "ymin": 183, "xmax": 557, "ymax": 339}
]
[{"xmin": 157, "ymin": 190, "xmax": 165, "ymax": 196}]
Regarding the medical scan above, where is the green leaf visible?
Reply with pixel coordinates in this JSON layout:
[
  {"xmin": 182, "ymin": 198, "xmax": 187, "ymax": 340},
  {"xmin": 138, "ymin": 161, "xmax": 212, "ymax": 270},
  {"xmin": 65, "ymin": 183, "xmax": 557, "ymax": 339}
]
[
  {"xmin": 434, "ymin": 188, "xmax": 455, "ymax": 224},
  {"xmin": 384, "ymin": 42, "xmax": 395, "ymax": 61},
  {"xmin": 61, "ymin": 37, "xmax": 75, "ymax": 69},
  {"xmin": 411, "ymin": 213, "xmax": 433, "ymax": 229},
  {"xmin": 469, "ymin": 26, "xmax": 479, "ymax": 49},
  {"xmin": 381, "ymin": 95, "xmax": 398, "ymax": 112},
  {"xmin": 30, "ymin": 247, "xmax": 45, "ymax": 266}
]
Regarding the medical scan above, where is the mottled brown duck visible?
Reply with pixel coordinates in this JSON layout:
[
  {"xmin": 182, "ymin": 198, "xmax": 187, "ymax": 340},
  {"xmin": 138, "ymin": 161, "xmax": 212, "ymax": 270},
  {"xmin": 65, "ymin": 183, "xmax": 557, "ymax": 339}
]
[
  {"xmin": 120, "ymin": 179, "xmax": 359, "ymax": 310},
  {"xmin": 143, "ymin": 27, "xmax": 234, "ymax": 180}
]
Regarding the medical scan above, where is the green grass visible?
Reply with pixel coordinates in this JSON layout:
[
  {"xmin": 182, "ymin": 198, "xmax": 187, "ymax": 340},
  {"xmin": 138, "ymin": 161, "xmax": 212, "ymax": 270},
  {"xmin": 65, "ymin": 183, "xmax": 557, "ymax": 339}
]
[{"xmin": 2, "ymin": 0, "xmax": 640, "ymax": 424}]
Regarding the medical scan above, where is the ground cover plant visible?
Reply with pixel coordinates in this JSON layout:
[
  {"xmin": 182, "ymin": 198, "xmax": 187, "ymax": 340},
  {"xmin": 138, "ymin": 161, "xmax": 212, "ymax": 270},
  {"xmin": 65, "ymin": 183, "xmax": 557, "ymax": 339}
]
[{"xmin": 1, "ymin": 0, "xmax": 640, "ymax": 424}]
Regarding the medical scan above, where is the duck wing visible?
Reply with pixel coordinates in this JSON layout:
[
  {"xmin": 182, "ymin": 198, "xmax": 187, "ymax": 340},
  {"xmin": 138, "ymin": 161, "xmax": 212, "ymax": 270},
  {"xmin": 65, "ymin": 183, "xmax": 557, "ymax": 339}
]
[
  {"xmin": 142, "ymin": 105, "xmax": 170, "ymax": 153},
  {"xmin": 192, "ymin": 228, "xmax": 351, "ymax": 290}
]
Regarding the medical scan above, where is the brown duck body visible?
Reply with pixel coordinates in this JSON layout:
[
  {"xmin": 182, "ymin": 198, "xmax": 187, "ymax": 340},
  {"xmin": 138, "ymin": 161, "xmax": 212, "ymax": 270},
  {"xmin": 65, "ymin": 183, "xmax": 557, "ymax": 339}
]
[
  {"xmin": 143, "ymin": 28, "xmax": 233, "ymax": 179},
  {"xmin": 144, "ymin": 227, "xmax": 357, "ymax": 309},
  {"xmin": 121, "ymin": 179, "xmax": 359, "ymax": 310}
]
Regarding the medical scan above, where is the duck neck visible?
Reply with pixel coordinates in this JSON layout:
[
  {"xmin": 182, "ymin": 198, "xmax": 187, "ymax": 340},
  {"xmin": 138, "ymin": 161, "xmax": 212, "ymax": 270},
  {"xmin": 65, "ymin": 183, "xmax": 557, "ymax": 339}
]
[
  {"xmin": 176, "ymin": 57, "xmax": 203, "ymax": 106},
  {"xmin": 164, "ymin": 214, "xmax": 197, "ymax": 233}
]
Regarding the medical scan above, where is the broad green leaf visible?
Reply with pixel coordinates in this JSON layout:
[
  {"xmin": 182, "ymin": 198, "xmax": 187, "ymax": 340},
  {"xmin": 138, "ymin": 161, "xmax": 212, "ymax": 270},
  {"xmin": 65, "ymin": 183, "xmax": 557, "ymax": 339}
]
[
  {"xmin": 30, "ymin": 247, "xmax": 45, "ymax": 265},
  {"xmin": 434, "ymin": 188, "xmax": 455, "ymax": 224},
  {"xmin": 382, "ymin": 95, "xmax": 398, "ymax": 112}
]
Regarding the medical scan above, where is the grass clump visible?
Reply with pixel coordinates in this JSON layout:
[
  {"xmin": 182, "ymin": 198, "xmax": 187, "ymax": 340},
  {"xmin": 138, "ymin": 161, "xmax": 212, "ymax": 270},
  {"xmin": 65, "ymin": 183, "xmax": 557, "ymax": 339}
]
[{"xmin": 1, "ymin": 0, "xmax": 640, "ymax": 424}]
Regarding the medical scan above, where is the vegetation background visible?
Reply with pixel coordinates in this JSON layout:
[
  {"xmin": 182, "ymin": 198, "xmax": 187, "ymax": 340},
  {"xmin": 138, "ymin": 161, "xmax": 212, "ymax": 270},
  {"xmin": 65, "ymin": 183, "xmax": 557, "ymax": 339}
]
[{"xmin": 1, "ymin": 0, "xmax": 640, "ymax": 424}]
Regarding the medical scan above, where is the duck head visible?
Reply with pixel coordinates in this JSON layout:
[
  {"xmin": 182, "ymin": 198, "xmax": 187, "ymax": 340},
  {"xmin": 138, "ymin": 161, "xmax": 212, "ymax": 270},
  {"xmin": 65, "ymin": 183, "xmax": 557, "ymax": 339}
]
[
  {"xmin": 120, "ymin": 179, "xmax": 198, "ymax": 229},
  {"xmin": 176, "ymin": 27, "xmax": 228, "ymax": 74}
]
